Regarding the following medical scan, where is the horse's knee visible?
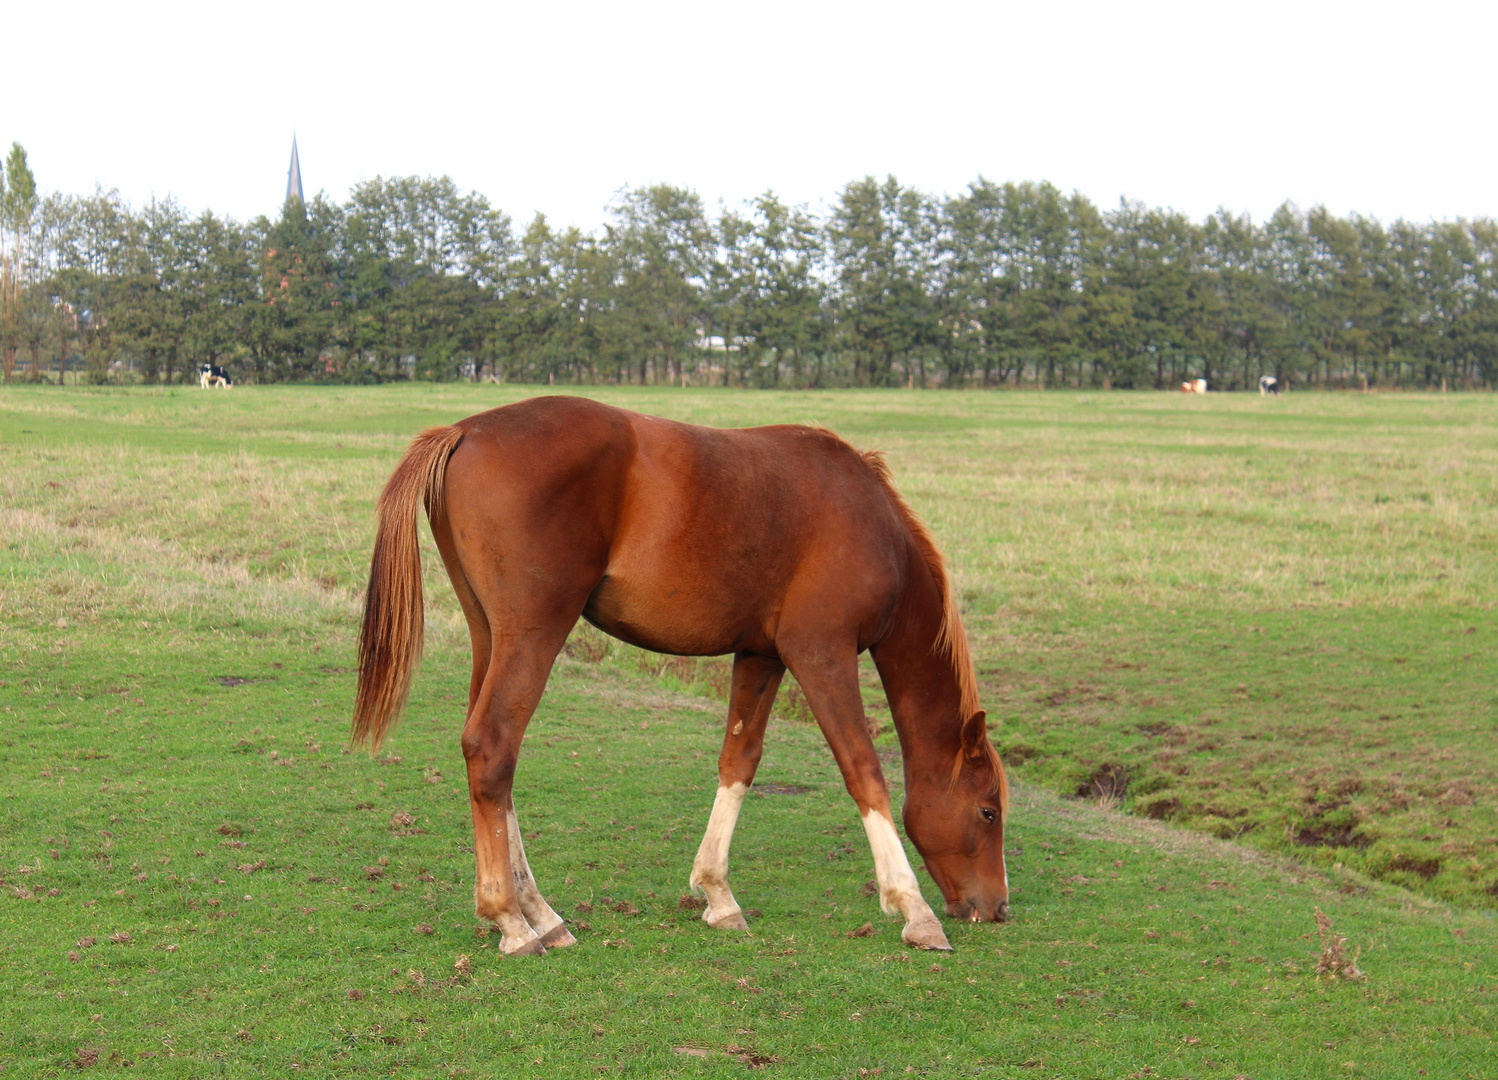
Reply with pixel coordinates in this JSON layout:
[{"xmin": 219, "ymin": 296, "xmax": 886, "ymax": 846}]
[
  {"xmin": 844, "ymin": 764, "xmax": 890, "ymax": 809},
  {"xmin": 717, "ymin": 742, "xmax": 764, "ymax": 786}
]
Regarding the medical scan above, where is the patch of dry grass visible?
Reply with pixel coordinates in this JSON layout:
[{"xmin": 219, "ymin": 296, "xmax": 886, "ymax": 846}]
[{"xmin": 0, "ymin": 507, "xmax": 356, "ymax": 639}]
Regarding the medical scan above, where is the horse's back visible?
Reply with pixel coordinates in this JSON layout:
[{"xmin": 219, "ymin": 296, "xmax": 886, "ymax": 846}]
[{"xmin": 442, "ymin": 397, "xmax": 910, "ymax": 657}]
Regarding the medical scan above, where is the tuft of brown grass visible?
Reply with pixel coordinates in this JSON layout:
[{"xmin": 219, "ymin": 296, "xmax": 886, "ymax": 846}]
[
  {"xmin": 1314, "ymin": 907, "xmax": 1366, "ymax": 982},
  {"xmin": 73, "ymin": 1047, "xmax": 101, "ymax": 1068}
]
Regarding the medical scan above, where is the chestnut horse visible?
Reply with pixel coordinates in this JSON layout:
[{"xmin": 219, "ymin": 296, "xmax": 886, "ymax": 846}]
[{"xmin": 353, "ymin": 396, "xmax": 1009, "ymax": 955}]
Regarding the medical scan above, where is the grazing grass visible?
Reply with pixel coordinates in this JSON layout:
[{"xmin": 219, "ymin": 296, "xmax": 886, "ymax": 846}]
[{"xmin": 0, "ymin": 384, "xmax": 1494, "ymax": 1077}]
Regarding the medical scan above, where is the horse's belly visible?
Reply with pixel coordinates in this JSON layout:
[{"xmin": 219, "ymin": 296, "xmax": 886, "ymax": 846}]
[{"xmin": 582, "ymin": 572, "xmax": 767, "ymax": 657}]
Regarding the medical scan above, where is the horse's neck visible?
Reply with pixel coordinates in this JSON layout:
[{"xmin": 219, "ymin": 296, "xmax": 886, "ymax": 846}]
[{"xmin": 873, "ymin": 580, "xmax": 967, "ymax": 783}]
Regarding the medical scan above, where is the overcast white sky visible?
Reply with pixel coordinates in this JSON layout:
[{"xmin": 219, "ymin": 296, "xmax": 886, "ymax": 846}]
[{"xmin": 5, "ymin": 0, "xmax": 1493, "ymax": 231}]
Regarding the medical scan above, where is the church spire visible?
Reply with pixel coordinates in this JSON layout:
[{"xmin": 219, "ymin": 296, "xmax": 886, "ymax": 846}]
[{"xmin": 286, "ymin": 135, "xmax": 304, "ymax": 203}]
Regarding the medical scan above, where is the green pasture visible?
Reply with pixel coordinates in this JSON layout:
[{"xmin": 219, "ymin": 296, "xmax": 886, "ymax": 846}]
[{"xmin": 0, "ymin": 384, "xmax": 1494, "ymax": 1077}]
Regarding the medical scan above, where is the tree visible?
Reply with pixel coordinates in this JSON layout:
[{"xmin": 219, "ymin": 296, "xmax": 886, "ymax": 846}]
[
  {"xmin": 828, "ymin": 176, "xmax": 941, "ymax": 386},
  {"xmin": 607, "ymin": 185, "xmax": 712, "ymax": 384},
  {"xmin": 51, "ymin": 189, "xmax": 133, "ymax": 383},
  {"xmin": 740, "ymin": 192, "xmax": 825, "ymax": 387},
  {"xmin": 1, "ymin": 142, "xmax": 39, "ymax": 382},
  {"xmin": 336, "ymin": 175, "xmax": 512, "ymax": 381},
  {"xmin": 1447, "ymin": 219, "xmax": 1498, "ymax": 387},
  {"xmin": 247, "ymin": 197, "xmax": 340, "ymax": 381},
  {"xmin": 943, "ymin": 178, "xmax": 1017, "ymax": 387},
  {"xmin": 114, "ymin": 198, "xmax": 186, "ymax": 383}
]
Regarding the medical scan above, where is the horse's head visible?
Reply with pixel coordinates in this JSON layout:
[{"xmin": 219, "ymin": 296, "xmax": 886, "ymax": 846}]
[{"xmin": 902, "ymin": 711, "xmax": 1010, "ymax": 923}]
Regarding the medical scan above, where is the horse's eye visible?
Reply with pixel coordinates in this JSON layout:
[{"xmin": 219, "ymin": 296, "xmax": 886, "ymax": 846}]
[{"xmin": 980, "ymin": 807, "xmax": 996, "ymax": 824}]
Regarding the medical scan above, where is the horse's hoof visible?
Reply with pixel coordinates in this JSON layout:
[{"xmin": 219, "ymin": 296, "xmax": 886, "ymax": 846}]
[
  {"xmin": 539, "ymin": 923, "xmax": 578, "ymax": 948},
  {"xmin": 705, "ymin": 908, "xmax": 749, "ymax": 931},
  {"xmin": 501, "ymin": 935, "xmax": 548, "ymax": 957},
  {"xmin": 902, "ymin": 920, "xmax": 953, "ymax": 952}
]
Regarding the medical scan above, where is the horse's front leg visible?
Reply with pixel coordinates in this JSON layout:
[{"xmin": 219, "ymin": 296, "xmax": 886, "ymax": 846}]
[
  {"xmin": 690, "ymin": 652, "xmax": 785, "ymax": 930},
  {"xmin": 784, "ymin": 648, "xmax": 951, "ymax": 952}
]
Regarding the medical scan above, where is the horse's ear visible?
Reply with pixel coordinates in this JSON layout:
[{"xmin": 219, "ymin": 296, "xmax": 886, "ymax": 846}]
[{"xmin": 960, "ymin": 710, "xmax": 988, "ymax": 758}]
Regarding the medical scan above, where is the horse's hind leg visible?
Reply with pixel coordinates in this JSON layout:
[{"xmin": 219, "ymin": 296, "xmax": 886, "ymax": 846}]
[
  {"xmin": 781, "ymin": 644, "xmax": 951, "ymax": 951},
  {"xmin": 431, "ymin": 511, "xmax": 575, "ymax": 949},
  {"xmin": 506, "ymin": 799, "xmax": 575, "ymax": 947},
  {"xmin": 690, "ymin": 652, "xmax": 785, "ymax": 930},
  {"xmin": 461, "ymin": 634, "xmax": 578, "ymax": 956}
]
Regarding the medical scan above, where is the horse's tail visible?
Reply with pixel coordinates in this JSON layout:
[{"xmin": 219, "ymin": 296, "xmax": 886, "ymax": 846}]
[{"xmin": 352, "ymin": 425, "xmax": 466, "ymax": 751}]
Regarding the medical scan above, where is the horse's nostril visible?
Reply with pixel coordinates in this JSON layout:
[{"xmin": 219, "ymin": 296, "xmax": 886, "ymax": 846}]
[{"xmin": 995, "ymin": 901, "xmax": 1010, "ymax": 923}]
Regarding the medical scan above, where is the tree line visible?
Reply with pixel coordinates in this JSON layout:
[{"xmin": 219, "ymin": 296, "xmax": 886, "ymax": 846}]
[{"xmin": 3, "ymin": 143, "xmax": 1495, "ymax": 390}]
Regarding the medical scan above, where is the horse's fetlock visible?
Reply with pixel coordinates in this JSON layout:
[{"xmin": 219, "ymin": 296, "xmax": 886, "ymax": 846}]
[
  {"xmin": 474, "ymin": 884, "xmax": 506, "ymax": 922},
  {"xmin": 879, "ymin": 881, "xmax": 923, "ymax": 918}
]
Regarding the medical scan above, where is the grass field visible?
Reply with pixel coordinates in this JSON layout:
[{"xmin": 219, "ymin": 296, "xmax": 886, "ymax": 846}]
[{"xmin": 0, "ymin": 384, "xmax": 1494, "ymax": 1077}]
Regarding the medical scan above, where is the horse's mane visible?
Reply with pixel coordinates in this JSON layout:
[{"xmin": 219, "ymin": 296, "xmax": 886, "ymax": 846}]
[
  {"xmin": 855, "ymin": 449, "xmax": 983, "ymax": 723},
  {"xmin": 856, "ymin": 449, "xmax": 1005, "ymax": 807}
]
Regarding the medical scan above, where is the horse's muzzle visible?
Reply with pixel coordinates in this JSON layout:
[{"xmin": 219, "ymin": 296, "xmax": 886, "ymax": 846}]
[{"xmin": 944, "ymin": 898, "xmax": 1010, "ymax": 923}]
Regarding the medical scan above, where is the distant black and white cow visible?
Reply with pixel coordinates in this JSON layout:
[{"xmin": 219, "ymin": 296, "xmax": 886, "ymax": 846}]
[
  {"xmin": 1259, "ymin": 374, "xmax": 1280, "ymax": 396},
  {"xmin": 199, "ymin": 363, "xmax": 233, "ymax": 389}
]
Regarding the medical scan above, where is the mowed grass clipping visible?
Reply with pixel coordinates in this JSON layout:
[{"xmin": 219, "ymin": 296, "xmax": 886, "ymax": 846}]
[{"xmin": 0, "ymin": 384, "xmax": 1494, "ymax": 1078}]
